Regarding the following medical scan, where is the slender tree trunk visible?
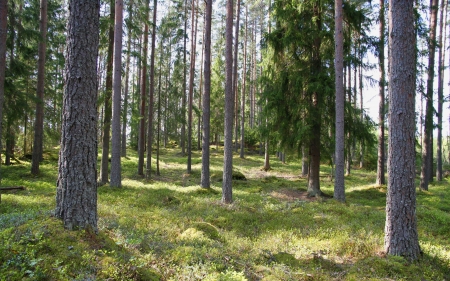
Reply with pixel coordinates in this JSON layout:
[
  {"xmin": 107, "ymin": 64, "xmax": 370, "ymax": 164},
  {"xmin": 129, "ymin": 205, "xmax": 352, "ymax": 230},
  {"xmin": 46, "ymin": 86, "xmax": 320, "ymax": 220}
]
[
  {"xmin": 385, "ymin": 0, "xmax": 421, "ymax": 260},
  {"xmin": 138, "ymin": 2, "xmax": 149, "ymax": 176},
  {"xmin": 240, "ymin": 5, "xmax": 247, "ymax": 159},
  {"xmin": 198, "ymin": 8, "xmax": 205, "ymax": 151},
  {"xmin": 31, "ymin": 0, "xmax": 47, "ymax": 175},
  {"xmin": 56, "ymin": 0, "xmax": 100, "ymax": 232},
  {"xmin": 376, "ymin": 0, "xmax": 386, "ymax": 185},
  {"xmin": 334, "ymin": 0, "xmax": 345, "ymax": 201},
  {"xmin": 99, "ymin": 1, "xmax": 115, "ymax": 184},
  {"xmin": 0, "ymin": 0, "xmax": 7, "ymax": 183},
  {"xmin": 181, "ymin": 0, "xmax": 188, "ymax": 155},
  {"xmin": 233, "ymin": 0, "xmax": 241, "ymax": 152},
  {"xmin": 122, "ymin": 0, "xmax": 133, "ymax": 157},
  {"xmin": 201, "ymin": 0, "xmax": 212, "ymax": 188},
  {"xmin": 187, "ymin": 0, "xmax": 197, "ymax": 174},
  {"xmin": 156, "ymin": 41, "xmax": 163, "ymax": 176},
  {"xmin": 420, "ymin": 0, "xmax": 439, "ymax": 191},
  {"xmin": 222, "ymin": 0, "xmax": 234, "ymax": 204},
  {"xmin": 110, "ymin": 0, "xmax": 124, "ymax": 187},
  {"xmin": 146, "ymin": 0, "xmax": 157, "ymax": 179},
  {"xmin": 345, "ymin": 63, "xmax": 352, "ymax": 176},
  {"xmin": 436, "ymin": 0, "xmax": 447, "ymax": 181}
]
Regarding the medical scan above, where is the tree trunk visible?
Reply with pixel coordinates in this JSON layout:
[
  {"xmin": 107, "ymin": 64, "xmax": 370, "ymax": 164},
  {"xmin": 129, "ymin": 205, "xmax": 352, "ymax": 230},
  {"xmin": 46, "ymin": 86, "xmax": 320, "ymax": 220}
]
[
  {"xmin": 420, "ymin": 0, "xmax": 439, "ymax": 191},
  {"xmin": 233, "ymin": 0, "xmax": 241, "ymax": 152},
  {"xmin": 187, "ymin": 0, "xmax": 196, "ymax": 173},
  {"xmin": 121, "ymin": 0, "xmax": 134, "ymax": 157},
  {"xmin": 146, "ymin": 0, "xmax": 157, "ymax": 179},
  {"xmin": 31, "ymin": 0, "xmax": 47, "ymax": 175},
  {"xmin": 181, "ymin": 0, "xmax": 187, "ymax": 156},
  {"xmin": 240, "ymin": 5, "xmax": 247, "ymax": 159},
  {"xmin": 99, "ymin": 1, "xmax": 115, "ymax": 184},
  {"xmin": 138, "ymin": 0, "xmax": 149, "ymax": 176},
  {"xmin": 222, "ymin": 0, "xmax": 234, "ymax": 204},
  {"xmin": 56, "ymin": 0, "xmax": 100, "ymax": 232},
  {"xmin": 436, "ymin": 0, "xmax": 447, "ymax": 181},
  {"xmin": 334, "ymin": 0, "xmax": 345, "ymax": 201},
  {"xmin": 110, "ymin": 0, "xmax": 124, "ymax": 187},
  {"xmin": 0, "ymin": 0, "xmax": 7, "ymax": 183},
  {"xmin": 377, "ymin": 0, "xmax": 386, "ymax": 185},
  {"xmin": 156, "ymin": 41, "xmax": 163, "ymax": 176},
  {"xmin": 201, "ymin": 0, "xmax": 212, "ymax": 188},
  {"xmin": 198, "ymin": 7, "xmax": 205, "ymax": 151},
  {"xmin": 385, "ymin": 0, "xmax": 421, "ymax": 261}
]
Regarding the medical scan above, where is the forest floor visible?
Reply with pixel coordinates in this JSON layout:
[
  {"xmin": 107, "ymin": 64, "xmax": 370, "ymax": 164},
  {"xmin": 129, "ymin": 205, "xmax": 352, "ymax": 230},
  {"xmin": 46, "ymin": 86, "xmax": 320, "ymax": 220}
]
[{"xmin": 0, "ymin": 146, "xmax": 449, "ymax": 280}]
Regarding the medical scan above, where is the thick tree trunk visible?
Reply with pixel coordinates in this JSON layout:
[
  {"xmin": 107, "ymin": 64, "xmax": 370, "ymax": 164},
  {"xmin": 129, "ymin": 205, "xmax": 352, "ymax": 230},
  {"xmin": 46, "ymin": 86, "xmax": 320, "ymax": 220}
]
[
  {"xmin": 99, "ymin": 1, "xmax": 115, "ymax": 184},
  {"xmin": 222, "ymin": 0, "xmax": 234, "ymax": 204},
  {"xmin": 146, "ymin": 0, "xmax": 157, "ymax": 179},
  {"xmin": 436, "ymin": 0, "xmax": 446, "ymax": 181},
  {"xmin": 31, "ymin": 0, "xmax": 47, "ymax": 175},
  {"xmin": 137, "ymin": 1, "xmax": 149, "ymax": 176},
  {"xmin": 385, "ymin": 0, "xmax": 421, "ymax": 260},
  {"xmin": 110, "ymin": 0, "xmax": 123, "ymax": 187},
  {"xmin": 201, "ymin": 0, "xmax": 212, "ymax": 188},
  {"xmin": 0, "ymin": 0, "xmax": 7, "ymax": 182},
  {"xmin": 420, "ymin": 0, "xmax": 439, "ymax": 191},
  {"xmin": 334, "ymin": 0, "xmax": 345, "ymax": 201},
  {"xmin": 56, "ymin": 0, "xmax": 100, "ymax": 231}
]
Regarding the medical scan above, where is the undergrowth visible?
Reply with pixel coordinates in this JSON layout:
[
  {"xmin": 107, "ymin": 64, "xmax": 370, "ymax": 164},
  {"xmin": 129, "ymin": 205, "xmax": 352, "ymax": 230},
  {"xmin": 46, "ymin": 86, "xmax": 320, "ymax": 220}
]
[{"xmin": 0, "ymin": 147, "xmax": 449, "ymax": 280}]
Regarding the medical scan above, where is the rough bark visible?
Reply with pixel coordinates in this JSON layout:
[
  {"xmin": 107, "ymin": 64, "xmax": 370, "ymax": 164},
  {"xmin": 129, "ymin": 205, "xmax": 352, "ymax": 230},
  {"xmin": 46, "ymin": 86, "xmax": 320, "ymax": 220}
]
[
  {"xmin": 0, "ymin": 0, "xmax": 7, "ymax": 183},
  {"xmin": 334, "ymin": 0, "xmax": 345, "ymax": 202},
  {"xmin": 137, "ymin": 0, "xmax": 149, "ymax": 176},
  {"xmin": 110, "ymin": 0, "xmax": 123, "ymax": 187},
  {"xmin": 376, "ymin": 0, "xmax": 386, "ymax": 185},
  {"xmin": 201, "ymin": 0, "xmax": 212, "ymax": 188},
  {"xmin": 146, "ymin": 0, "xmax": 157, "ymax": 179},
  {"xmin": 99, "ymin": 1, "xmax": 115, "ymax": 184},
  {"xmin": 385, "ymin": 0, "xmax": 421, "ymax": 260},
  {"xmin": 181, "ymin": 0, "xmax": 187, "ymax": 156},
  {"xmin": 56, "ymin": 0, "xmax": 100, "ymax": 231},
  {"xmin": 222, "ymin": 0, "xmax": 234, "ymax": 204},
  {"xmin": 436, "ymin": 0, "xmax": 446, "ymax": 181},
  {"xmin": 31, "ymin": 0, "xmax": 48, "ymax": 175},
  {"xmin": 420, "ymin": 0, "xmax": 439, "ymax": 191}
]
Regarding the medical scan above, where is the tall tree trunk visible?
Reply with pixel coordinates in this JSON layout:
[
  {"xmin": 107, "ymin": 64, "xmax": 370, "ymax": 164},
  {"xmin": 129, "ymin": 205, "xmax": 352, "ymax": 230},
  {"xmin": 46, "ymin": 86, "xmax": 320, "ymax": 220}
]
[
  {"xmin": 156, "ymin": 41, "xmax": 163, "ymax": 176},
  {"xmin": 376, "ymin": 0, "xmax": 386, "ymax": 185},
  {"xmin": 0, "ymin": 0, "xmax": 7, "ymax": 183},
  {"xmin": 334, "ymin": 0, "xmax": 345, "ymax": 202},
  {"xmin": 233, "ymin": 0, "xmax": 241, "ymax": 152},
  {"xmin": 181, "ymin": 0, "xmax": 188, "ymax": 155},
  {"xmin": 197, "ymin": 8, "xmax": 205, "ymax": 151},
  {"xmin": 56, "ymin": 0, "xmax": 100, "ymax": 232},
  {"xmin": 146, "ymin": 0, "xmax": 157, "ymax": 179},
  {"xmin": 222, "ymin": 0, "xmax": 234, "ymax": 204},
  {"xmin": 436, "ymin": 0, "xmax": 447, "ymax": 181},
  {"xmin": 187, "ymin": 0, "xmax": 197, "ymax": 174},
  {"xmin": 240, "ymin": 5, "xmax": 247, "ymax": 159},
  {"xmin": 307, "ymin": 2, "xmax": 322, "ymax": 197},
  {"xmin": 138, "ymin": 1, "xmax": 149, "ymax": 176},
  {"xmin": 420, "ymin": 0, "xmax": 439, "ymax": 191},
  {"xmin": 201, "ymin": 0, "xmax": 212, "ymax": 188},
  {"xmin": 99, "ymin": 1, "xmax": 115, "ymax": 184},
  {"xmin": 385, "ymin": 0, "xmax": 421, "ymax": 260},
  {"xmin": 345, "ymin": 63, "xmax": 352, "ymax": 176},
  {"xmin": 121, "ymin": 0, "xmax": 134, "ymax": 157},
  {"xmin": 110, "ymin": 0, "xmax": 124, "ymax": 187},
  {"xmin": 31, "ymin": 0, "xmax": 47, "ymax": 175}
]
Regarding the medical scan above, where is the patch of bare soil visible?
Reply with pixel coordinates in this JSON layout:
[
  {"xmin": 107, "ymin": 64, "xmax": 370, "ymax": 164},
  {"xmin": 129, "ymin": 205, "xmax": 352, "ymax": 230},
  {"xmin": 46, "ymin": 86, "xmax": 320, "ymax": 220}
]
[{"xmin": 270, "ymin": 188, "xmax": 319, "ymax": 202}]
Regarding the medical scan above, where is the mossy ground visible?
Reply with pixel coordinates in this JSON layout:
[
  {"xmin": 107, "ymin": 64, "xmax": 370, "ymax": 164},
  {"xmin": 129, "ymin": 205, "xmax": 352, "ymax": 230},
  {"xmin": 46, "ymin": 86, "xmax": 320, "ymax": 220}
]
[{"xmin": 1, "ymin": 147, "xmax": 449, "ymax": 280}]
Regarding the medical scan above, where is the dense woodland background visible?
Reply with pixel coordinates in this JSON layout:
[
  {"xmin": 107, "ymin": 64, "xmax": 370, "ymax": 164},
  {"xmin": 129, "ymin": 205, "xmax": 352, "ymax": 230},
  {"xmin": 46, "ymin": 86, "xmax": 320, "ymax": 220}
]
[{"xmin": 0, "ymin": 0, "xmax": 450, "ymax": 279}]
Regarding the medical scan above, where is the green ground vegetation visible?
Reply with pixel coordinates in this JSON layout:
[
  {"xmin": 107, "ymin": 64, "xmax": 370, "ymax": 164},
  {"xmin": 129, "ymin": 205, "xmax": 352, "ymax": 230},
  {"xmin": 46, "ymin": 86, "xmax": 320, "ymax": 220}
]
[{"xmin": 0, "ymin": 147, "xmax": 449, "ymax": 280}]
